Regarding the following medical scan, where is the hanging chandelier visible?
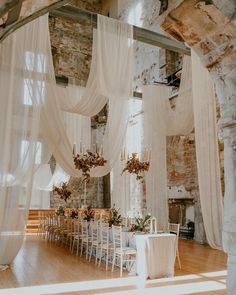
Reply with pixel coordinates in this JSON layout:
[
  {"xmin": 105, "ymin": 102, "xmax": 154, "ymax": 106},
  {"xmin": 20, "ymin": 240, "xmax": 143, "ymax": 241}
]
[
  {"xmin": 121, "ymin": 149, "xmax": 151, "ymax": 181},
  {"xmin": 73, "ymin": 144, "xmax": 107, "ymax": 182}
]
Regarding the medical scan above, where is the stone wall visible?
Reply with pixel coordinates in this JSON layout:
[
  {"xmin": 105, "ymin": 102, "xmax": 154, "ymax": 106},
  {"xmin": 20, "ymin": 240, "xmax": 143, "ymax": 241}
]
[{"xmin": 49, "ymin": 0, "xmax": 102, "ymax": 84}]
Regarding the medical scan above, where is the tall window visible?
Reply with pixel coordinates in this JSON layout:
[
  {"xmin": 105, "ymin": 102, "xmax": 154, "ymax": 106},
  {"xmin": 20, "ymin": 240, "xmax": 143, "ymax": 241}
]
[
  {"xmin": 23, "ymin": 51, "xmax": 46, "ymax": 105},
  {"xmin": 25, "ymin": 51, "xmax": 46, "ymax": 73},
  {"xmin": 21, "ymin": 140, "xmax": 42, "ymax": 165}
]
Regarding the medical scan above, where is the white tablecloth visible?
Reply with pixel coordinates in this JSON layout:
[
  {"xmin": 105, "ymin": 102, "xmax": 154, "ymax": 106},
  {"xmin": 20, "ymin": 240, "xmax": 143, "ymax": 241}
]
[{"xmin": 135, "ymin": 233, "xmax": 176, "ymax": 279}]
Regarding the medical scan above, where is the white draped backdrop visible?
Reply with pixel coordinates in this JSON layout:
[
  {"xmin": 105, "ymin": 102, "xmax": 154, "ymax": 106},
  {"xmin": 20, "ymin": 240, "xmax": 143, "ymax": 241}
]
[
  {"xmin": 143, "ymin": 53, "xmax": 222, "ymax": 247},
  {"xmin": 0, "ymin": 10, "xmax": 223, "ymax": 268},
  {"xmin": 0, "ymin": 13, "xmax": 133, "ymax": 265}
]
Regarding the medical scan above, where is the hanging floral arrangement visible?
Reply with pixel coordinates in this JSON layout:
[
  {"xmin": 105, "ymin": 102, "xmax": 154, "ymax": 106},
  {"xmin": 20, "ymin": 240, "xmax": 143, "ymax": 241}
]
[
  {"xmin": 53, "ymin": 182, "xmax": 72, "ymax": 202},
  {"xmin": 122, "ymin": 153, "xmax": 150, "ymax": 181},
  {"xmin": 74, "ymin": 151, "xmax": 107, "ymax": 182}
]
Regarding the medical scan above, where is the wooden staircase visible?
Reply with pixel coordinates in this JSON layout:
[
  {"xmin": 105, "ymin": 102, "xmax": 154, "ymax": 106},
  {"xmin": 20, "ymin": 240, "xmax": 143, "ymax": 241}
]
[{"xmin": 26, "ymin": 209, "xmax": 55, "ymax": 234}]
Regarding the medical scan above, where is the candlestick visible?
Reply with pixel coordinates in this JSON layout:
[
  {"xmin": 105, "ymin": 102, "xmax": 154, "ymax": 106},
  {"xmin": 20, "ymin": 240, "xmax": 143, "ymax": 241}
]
[
  {"xmin": 72, "ymin": 143, "xmax": 76, "ymax": 156},
  {"xmin": 148, "ymin": 150, "xmax": 152, "ymax": 161}
]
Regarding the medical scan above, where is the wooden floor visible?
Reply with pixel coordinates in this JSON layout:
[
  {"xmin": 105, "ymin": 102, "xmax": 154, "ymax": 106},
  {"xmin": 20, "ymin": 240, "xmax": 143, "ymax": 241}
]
[{"xmin": 0, "ymin": 235, "xmax": 227, "ymax": 294}]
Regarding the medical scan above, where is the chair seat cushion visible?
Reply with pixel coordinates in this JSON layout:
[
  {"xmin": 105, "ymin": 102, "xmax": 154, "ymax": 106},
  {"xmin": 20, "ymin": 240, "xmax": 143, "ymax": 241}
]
[{"xmin": 115, "ymin": 247, "xmax": 136, "ymax": 255}]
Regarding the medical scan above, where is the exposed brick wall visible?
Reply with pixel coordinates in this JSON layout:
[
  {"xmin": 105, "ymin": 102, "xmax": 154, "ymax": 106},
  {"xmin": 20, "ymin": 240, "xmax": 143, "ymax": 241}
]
[
  {"xmin": 167, "ymin": 134, "xmax": 198, "ymax": 193},
  {"xmin": 49, "ymin": 0, "xmax": 102, "ymax": 84}
]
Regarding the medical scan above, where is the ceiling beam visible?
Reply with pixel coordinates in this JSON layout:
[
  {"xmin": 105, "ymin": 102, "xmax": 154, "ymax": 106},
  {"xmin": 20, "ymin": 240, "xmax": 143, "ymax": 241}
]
[
  {"xmin": 0, "ymin": 0, "xmax": 19, "ymax": 19},
  {"xmin": 55, "ymin": 75, "xmax": 180, "ymax": 101},
  {"xmin": 50, "ymin": 5, "xmax": 191, "ymax": 55},
  {"xmin": 5, "ymin": 0, "xmax": 22, "ymax": 26},
  {"xmin": 0, "ymin": 0, "xmax": 71, "ymax": 42}
]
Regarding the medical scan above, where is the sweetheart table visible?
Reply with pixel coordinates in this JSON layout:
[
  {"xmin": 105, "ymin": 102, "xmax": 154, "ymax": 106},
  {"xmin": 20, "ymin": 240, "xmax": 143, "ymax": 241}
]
[{"xmin": 135, "ymin": 233, "xmax": 177, "ymax": 279}]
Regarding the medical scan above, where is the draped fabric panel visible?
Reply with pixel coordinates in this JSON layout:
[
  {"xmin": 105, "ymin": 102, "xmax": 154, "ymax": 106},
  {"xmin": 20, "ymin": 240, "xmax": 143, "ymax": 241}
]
[
  {"xmin": 143, "ymin": 53, "xmax": 223, "ymax": 249},
  {"xmin": 143, "ymin": 56, "xmax": 193, "ymax": 230},
  {"xmin": 0, "ymin": 13, "xmax": 134, "ymax": 265},
  {"xmin": 192, "ymin": 50, "xmax": 223, "ymax": 249},
  {"xmin": 40, "ymin": 14, "xmax": 133, "ymax": 178},
  {"xmin": 0, "ymin": 16, "xmax": 45, "ymax": 265},
  {"xmin": 57, "ymin": 33, "xmax": 107, "ymax": 117},
  {"xmin": 111, "ymin": 99, "xmax": 144, "ymax": 217},
  {"xmin": 143, "ymin": 85, "xmax": 168, "ymax": 230}
]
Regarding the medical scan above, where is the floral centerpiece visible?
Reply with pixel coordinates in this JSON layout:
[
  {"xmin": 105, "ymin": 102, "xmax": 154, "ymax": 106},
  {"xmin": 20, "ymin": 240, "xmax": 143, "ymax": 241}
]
[
  {"xmin": 69, "ymin": 209, "xmax": 78, "ymax": 219},
  {"xmin": 56, "ymin": 206, "xmax": 65, "ymax": 216},
  {"xmin": 108, "ymin": 205, "xmax": 122, "ymax": 227},
  {"xmin": 130, "ymin": 213, "xmax": 152, "ymax": 232},
  {"xmin": 82, "ymin": 206, "xmax": 95, "ymax": 221}
]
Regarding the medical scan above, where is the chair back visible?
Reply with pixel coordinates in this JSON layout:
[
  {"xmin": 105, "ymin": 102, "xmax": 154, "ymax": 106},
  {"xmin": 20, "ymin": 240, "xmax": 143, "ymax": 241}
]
[
  {"xmin": 81, "ymin": 220, "xmax": 89, "ymax": 238},
  {"xmin": 65, "ymin": 218, "xmax": 73, "ymax": 232},
  {"xmin": 73, "ymin": 219, "xmax": 80, "ymax": 235},
  {"xmin": 91, "ymin": 220, "xmax": 100, "ymax": 242},
  {"xmin": 112, "ymin": 225, "xmax": 122, "ymax": 249},
  {"xmin": 100, "ymin": 222, "xmax": 110, "ymax": 245},
  {"xmin": 168, "ymin": 223, "xmax": 180, "ymax": 237},
  {"xmin": 121, "ymin": 217, "xmax": 128, "ymax": 227}
]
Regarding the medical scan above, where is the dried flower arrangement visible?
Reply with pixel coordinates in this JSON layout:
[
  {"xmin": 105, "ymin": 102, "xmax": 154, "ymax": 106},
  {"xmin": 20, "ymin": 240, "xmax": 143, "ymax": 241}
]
[
  {"xmin": 130, "ymin": 214, "xmax": 152, "ymax": 232},
  {"xmin": 122, "ymin": 153, "xmax": 150, "ymax": 181},
  {"xmin": 74, "ymin": 151, "xmax": 107, "ymax": 182},
  {"xmin": 55, "ymin": 206, "xmax": 65, "ymax": 216},
  {"xmin": 108, "ymin": 205, "xmax": 122, "ymax": 227},
  {"xmin": 82, "ymin": 206, "xmax": 95, "ymax": 222},
  {"xmin": 69, "ymin": 209, "xmax": 78, "ymax": 219},
  {"xmin": 53, "ymin": 182, "xmax": 72, "ymax": 202}
]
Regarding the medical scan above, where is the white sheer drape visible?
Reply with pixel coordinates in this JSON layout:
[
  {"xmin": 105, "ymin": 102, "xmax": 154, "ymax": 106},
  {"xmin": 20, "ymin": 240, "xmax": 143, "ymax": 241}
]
[
  {"xmin": 143, "ymin": 53, "xmax": 223, "ymax": 248},
  {"xmin": 62, "ymin": 111, "xmax": 91, "ymax": 153},
  {"xmin": 40, "ymin": 14, "xmax": 133, "ymax": 178},
  {"xmin": 0, "ymin": 12, "xmax": 134, "ymax": 265},
  {"xmin": 143, "ymin": 56, "xmax": 193, "ymax": 230},
  {"xmin": 111, "ymin": 99, "xmax": 143, "ymax": 217},
  {"xmin": 192, "ymin": 50, "xmax": 223, "ymax": 249},
  {"xmin": 111, "ymin": 159, "xmax": 131, "ymax": 216},
  {"xmin": 0, "ymin": 16, "xmax": 46, "ymax": 264},
  {"xmin": 143, "ymin": 85, "xmax": 169, "ymax": 229}
]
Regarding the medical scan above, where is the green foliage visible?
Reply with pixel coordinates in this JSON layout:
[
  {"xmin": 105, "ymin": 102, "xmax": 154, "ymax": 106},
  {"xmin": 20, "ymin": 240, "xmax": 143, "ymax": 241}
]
[
  {"xmin": 82, "ymin": 206, "xmax": 95, "ymax": 221},
  {"xmin": 56, "ymin": 206, "xmax": 65, "ymax": 216},
  {"xmin": 130, "ymin": 214, "xmax": 152, "ymax": 232},
  {"xmin": 108, "ymin": 205, "xmax": 122, "ymax": 227},
  {"xmin": 70, "ymin": 209, "xmax": 78, "ymax": 219}
]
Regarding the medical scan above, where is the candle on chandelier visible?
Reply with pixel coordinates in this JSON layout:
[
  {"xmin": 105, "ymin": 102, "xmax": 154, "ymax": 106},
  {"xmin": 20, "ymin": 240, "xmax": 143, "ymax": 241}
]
[
  {"xmin": 143, "ymin": 148, "xmax": 147, "ymax": 161},
  {"xmin": 120, "ymin": 147, "xmax": 126, "ymax": 161},
  {"xmin": 72, "ymin": 143, "xmax": 76, "ymax": 156},
  {"xmin": 148, "ymin": 150, "xmax": 152, "ymax": 161},
  {"xmin": 80, "ymin": 141, "xmax": 82, "ymax": 154}
]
